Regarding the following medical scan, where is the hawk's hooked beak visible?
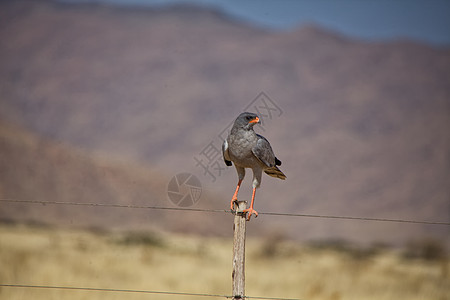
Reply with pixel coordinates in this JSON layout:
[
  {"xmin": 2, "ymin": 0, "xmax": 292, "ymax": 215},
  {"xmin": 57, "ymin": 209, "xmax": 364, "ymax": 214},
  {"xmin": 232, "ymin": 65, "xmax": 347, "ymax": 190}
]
[{"xmin": 249, "ymin": 116, "xmax": 260, "ymax": 124}]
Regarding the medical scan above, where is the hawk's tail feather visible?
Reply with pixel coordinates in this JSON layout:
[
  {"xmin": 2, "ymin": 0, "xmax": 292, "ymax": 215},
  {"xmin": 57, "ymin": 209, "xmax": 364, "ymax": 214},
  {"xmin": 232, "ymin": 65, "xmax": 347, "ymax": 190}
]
[{"xmin": 264, "ymin": 166, "xmax": 286, "ymax": 180}]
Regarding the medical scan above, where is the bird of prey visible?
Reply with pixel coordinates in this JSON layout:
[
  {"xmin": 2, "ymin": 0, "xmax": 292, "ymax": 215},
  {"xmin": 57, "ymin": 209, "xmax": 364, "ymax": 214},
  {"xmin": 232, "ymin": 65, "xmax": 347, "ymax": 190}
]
[{"xmin": 222, "ymin": 112, "xmax": 286, "ymax": 220}]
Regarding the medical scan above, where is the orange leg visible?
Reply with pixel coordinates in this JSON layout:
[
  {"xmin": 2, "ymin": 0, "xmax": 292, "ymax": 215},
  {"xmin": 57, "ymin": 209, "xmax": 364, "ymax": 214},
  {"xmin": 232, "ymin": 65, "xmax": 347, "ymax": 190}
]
[
  {"xmin": 243, "ymin": 188, "xmax": 258, "ymax": 221},
  {"xmin": 230, "ymin": 179, "xmax": 243, "ymax": 210}
]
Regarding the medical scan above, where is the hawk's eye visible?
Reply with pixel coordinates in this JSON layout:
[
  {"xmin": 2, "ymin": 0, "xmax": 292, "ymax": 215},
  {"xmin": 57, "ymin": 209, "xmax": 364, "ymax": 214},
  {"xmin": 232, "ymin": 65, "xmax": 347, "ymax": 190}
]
[{"xmin": 246, "ymin": 116, "xmax": 252, "ymax": 121}]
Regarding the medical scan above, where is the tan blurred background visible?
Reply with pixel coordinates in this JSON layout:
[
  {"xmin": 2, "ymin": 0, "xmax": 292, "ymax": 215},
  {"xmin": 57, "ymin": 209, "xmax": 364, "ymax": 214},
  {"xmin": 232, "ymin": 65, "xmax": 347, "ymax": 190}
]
[{"xmin": 1, "ymin": 1, "xmax": 449, "ymax": 299}]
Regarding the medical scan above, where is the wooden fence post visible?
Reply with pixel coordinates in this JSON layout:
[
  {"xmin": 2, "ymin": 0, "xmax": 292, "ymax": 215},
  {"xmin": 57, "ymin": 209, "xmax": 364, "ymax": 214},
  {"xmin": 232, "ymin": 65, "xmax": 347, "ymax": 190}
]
[{"xmin": 232, "ymin": 201, "xmax": 247, "ymax": 299}]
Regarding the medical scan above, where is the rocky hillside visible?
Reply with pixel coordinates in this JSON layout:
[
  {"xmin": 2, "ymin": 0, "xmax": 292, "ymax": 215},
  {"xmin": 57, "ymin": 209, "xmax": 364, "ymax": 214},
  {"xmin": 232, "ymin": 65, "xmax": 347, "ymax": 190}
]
[{"xmin": 1, "ymin": 0, "xmax": 449, "ymax": 244}]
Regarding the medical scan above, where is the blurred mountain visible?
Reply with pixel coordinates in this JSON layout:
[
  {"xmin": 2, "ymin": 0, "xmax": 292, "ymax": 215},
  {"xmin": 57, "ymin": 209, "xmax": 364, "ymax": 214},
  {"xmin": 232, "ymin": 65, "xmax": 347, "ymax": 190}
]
[
  {"xmin": 0, "ymin": 119, "xmax": 231, "ymax": 235},
  {"xmin": 1, "ymin": 0, "xmax": 449, "ymax": 244}
]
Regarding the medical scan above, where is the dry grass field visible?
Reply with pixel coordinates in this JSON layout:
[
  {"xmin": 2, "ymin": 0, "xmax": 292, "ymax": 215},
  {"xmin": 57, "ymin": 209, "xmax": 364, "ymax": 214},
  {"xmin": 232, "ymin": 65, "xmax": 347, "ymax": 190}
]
[{"xmin": 0, "ymin": 224, "xmax": 448, "ymax": 300}]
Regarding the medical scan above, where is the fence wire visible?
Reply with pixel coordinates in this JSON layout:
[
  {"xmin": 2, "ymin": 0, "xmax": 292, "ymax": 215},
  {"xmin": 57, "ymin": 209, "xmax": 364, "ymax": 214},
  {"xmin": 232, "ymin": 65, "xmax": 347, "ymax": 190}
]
[
  {"xmin": 1, "ymin": 198, "xmax": 449, "ymax": 225},
  {"xmin": 0, "ymin": 284, "xmax": 301, "ymax": 300}
]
